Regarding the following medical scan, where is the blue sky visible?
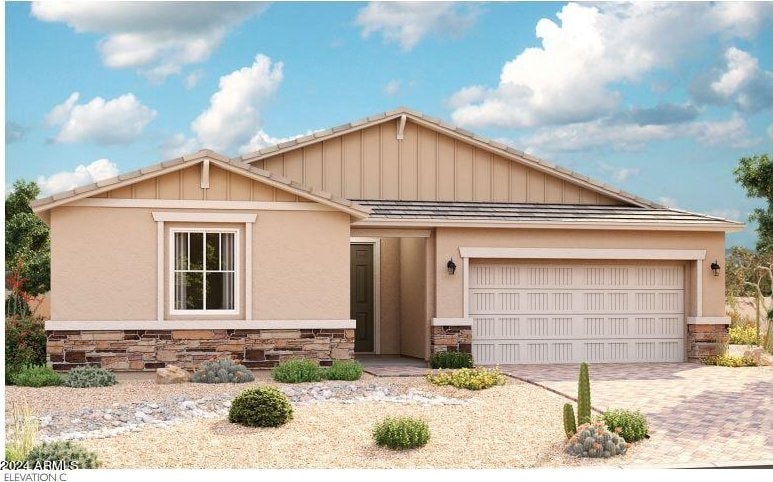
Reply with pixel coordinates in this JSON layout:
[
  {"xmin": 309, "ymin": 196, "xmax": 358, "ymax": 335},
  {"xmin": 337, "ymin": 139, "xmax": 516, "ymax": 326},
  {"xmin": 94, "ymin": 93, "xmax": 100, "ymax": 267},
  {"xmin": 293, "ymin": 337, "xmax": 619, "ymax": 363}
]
[{"xmin": 5, "ymin": 1, "xmax": 773, "ymax": 247}]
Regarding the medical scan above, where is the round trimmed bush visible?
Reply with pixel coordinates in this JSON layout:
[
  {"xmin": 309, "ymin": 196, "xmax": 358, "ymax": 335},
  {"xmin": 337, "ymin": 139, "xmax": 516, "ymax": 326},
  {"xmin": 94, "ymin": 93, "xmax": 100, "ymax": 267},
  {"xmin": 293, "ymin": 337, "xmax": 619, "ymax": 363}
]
[
  {"xmin": 322, "ymin": 360, "xmax": 363, "ymax": 381},
  {"xmin": 601, "ymin": 409, "xmax": 648, "ymax": 442},
  {"xmin": 271, "ymin": 358, "xmax": 322, "ymax": 383},
  {"xmin": 11, "ymin": 365, "xmax": 62, "ymax": 387},
  {"xmin": 228, "ymin": 386, "xmax": 293, "ymax": 427},
  {"xmin": 372, "ymin": 416, "xmax": 430, "ymax": 450},
  {"xmin": 25, "ymin": 441, "xmax": 100, "ymax": 469}
]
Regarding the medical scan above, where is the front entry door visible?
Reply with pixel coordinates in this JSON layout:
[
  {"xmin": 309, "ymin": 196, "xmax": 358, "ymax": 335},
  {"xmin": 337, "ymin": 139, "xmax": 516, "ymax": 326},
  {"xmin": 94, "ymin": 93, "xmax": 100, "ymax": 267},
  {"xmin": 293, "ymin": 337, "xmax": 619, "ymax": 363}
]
[{"xmin": 350, "ymin": 244, "xmax": 374, "ymax": 352}]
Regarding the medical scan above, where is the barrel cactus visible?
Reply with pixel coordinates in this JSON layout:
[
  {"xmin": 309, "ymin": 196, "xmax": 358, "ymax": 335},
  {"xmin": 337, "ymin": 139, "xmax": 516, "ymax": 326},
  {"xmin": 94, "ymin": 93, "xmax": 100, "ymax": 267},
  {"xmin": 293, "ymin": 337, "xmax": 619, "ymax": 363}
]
[
  {"xmin": 566, "ymin": 421, "xmax": 628, "ymax": 458},
  {"xmin": 577, "ymin": 362, "xmax": 591, "ymax": 425},
  {"xmin": 191, "ymin": 358, "xmax": 254, "ymax": 384},
  {"xmin": 562, "ymin": 403, "xmax": 577, "ymax": 438}
]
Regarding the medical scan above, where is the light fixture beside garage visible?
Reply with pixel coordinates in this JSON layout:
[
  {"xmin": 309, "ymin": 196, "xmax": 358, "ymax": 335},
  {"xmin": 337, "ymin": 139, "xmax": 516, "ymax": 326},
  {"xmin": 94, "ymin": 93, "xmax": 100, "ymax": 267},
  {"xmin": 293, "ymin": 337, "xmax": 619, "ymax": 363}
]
[
  {"xmin": 447, "ymin": 258, "xmax": 457, "ymax": 275},
  {"xmin": 710, "ymin": 260, "xmax": 721, "ymax": 277}
]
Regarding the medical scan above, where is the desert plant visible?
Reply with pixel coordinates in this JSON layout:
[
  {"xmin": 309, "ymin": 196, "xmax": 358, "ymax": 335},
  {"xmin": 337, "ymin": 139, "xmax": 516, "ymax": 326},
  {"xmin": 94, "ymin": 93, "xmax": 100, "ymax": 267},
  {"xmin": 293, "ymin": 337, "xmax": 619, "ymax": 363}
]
[
  {"xmin": 372, "ymin": 416, "xmax": 430, "ymax": 450},
  {"xmin": 577, "ymin": 362, "xmax": 592, "ymax": 425},
  {"xmin": 4, "ymin": 403, "xmax": 39, "ymax": 462},
  {"xmin": 563, "ymin": 403, "xmax": 577, "ymax": 439},
  {"xmin": 701, "ymin": 354, "xmax": 758, "ymax": 367},
  {"xmin": 429, "ymin": 351, "xmax": 474, "ymax": 369},
  {"xmin": 25, "ymin": 441, "xmax": 100, "ymax": 469},
  {"xmin": 191, "ymin": 358, "xmax": 255, "ymax": 384},
  {"xmin": 228, "ymin": 386, "xmax": 293, "ymax": 427},
  {"xmin": 62, "ymin": 366, "xmax": 117, "ymax": 388},
  {"xmin": 271, "ymin": 358, "xmax": 322, "ymax": 383},
  {"xmin": 5, "ymin": 315, "xmax": 46, "ymax": 385},
  {"xmin": 322, "ymin": 360, "xmax": 363, "ymax": 381},
  {"xmin": 11, "ymin": 365, "xmax": 62, "ymax": 387},
  {"xmin": 566, "ymin": 421, "xmax": 628, "ymax": 458},
  {"xmin": 601, "ymin": 409, "xmax": 648, "ymax": 442},
  {"xmin": 728, "ymin": 324, "xmax": 760, "ymax": 345},
  {"xmin": 426, "ymin": 366, "xmax": 505, "ymax": 390}
]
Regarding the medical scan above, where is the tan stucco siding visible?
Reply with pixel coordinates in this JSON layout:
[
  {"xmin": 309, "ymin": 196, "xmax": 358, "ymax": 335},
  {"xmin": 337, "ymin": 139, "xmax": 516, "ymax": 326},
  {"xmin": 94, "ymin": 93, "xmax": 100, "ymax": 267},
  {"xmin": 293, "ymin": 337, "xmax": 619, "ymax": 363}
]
[
  {"xmin": 434, "ymin": 228, "xmax": 726, "ymax": 319},
  {"xmin": 102, "ymin": 165, "xmax": 299, "ymax": 202},
  {"xmin": 255, "ymin": 120, "xmax": 622, "ymax": 204},
  {"xmin": 49, "ymin": 206, "xmax": 351, "ymax": 322},
  {"xmin": 378, "ymin": 238, "xmax": 401, "ymax": 355},
  {"xmin": 400, "ymin": 237, "xmax": 428, "ymax": 359}
]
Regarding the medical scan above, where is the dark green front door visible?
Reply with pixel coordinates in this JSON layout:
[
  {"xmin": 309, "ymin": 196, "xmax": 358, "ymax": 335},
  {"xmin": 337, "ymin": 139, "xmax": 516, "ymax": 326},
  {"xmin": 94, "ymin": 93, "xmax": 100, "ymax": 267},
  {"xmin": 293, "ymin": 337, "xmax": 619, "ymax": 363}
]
[{"xmin": 350, "ymin": 244, "xmax": 374, "ymax": 352}]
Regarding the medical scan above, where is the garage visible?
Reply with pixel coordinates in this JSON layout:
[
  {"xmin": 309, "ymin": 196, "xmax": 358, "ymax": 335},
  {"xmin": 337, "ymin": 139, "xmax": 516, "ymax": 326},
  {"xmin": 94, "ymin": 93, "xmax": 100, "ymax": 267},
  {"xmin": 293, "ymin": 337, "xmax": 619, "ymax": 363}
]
[{"xmin": 469, "ymin": 261, "xmax": 685, "ymax": 364}]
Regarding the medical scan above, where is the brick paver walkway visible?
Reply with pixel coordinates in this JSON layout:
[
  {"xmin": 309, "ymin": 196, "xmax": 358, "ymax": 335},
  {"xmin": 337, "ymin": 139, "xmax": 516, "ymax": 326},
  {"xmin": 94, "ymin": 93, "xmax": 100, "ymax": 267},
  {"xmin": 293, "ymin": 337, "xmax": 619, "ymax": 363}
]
[{"xmin": 500, "ymin": 363, "xmax": 773, "ymax": 467}]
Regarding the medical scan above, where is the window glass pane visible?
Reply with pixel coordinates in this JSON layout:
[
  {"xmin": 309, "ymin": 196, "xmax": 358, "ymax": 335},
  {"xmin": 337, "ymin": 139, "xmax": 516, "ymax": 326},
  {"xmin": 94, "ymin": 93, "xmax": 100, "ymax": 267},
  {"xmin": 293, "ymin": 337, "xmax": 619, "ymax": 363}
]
[
  {"xmin": 189, "ymin": 232, "xmax": 204, "ymax": 270},
  {"xmin": 221, "ymin": 233, "xmax": 235, "ymax": 271},
  {"xmin": 206, "ymin": 233, "xmax": 220, "ymax": 271},
  {"xmin": 206, "ymin": 272, "xmax": 234, "ymax": 310},
  {"xmin": 175, "ymin": 272, "xmax": 203, "ymax": 310},
  {"xmin": 174, "ymin": 232, "xmax": 188, "ymax": 270}
]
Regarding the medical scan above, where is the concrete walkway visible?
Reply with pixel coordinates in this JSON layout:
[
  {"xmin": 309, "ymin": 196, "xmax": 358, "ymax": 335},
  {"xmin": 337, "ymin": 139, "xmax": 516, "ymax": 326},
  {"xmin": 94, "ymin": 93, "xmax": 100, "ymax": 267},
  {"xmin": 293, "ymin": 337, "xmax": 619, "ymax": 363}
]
[{"xmin": 500, "ymin": 363, "xmax": 773, "ymax": 467}]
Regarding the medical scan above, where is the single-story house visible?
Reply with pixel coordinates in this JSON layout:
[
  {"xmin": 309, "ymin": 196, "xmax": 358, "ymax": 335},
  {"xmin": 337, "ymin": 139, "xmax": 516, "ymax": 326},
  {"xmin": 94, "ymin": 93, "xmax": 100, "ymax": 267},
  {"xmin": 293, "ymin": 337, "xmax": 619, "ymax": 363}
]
[{"xmin": 31, "ymin": 108, "xmax": 742, "ymax": 370}]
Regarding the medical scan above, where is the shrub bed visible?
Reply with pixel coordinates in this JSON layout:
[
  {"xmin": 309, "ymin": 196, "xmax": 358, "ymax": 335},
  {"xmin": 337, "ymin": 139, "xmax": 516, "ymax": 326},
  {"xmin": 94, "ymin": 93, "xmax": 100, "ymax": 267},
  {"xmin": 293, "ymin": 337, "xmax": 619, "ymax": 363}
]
[
  {"xmin": 62, "ymin": 366, "xmax": 117, "ymax": 388},
  {"xmin": 25, "ymin": 442, "xmax": 100, "ymax": 469},
  {"xmin": 728, "ymin": 324, "xmax": 759, "ymax": 345},
  {"xmin": 11, "ymin": 365, "xmax": 62, "ymax": 387},
  {"xmin": 601, "ymin": 409, "xmax": 648, "ymax": 442},
  {"xmin": 702, "ymin": 354, "xmax": 758, "ymax": 367},
  {"xmin": 322, "ymin": 360, "xmax": 363, "ymax": 381},
  {"xmin": 228, "ymin": 386, "xmax": 293, "ymax": 427},
  {"xmin": 429, "ymin": 351, "xmax": 473, "ymax": 369},
  {"xmin": 426, "ymin": 366, "xmax": 505, "ymax": 390},
  {"xmin": 271, "ymin": 359, "xmax": 322, "ymax": 383},
  {"xmin": 5, "ymin": 315, "xmax": 46, "ymax": 385},
  {"xmin": 373, "ymin": 416, "xmax": 430, "ymax": 450},
  {"xmin": 191, "ymin": 358, "xmax": 254, "ymax": 383}
]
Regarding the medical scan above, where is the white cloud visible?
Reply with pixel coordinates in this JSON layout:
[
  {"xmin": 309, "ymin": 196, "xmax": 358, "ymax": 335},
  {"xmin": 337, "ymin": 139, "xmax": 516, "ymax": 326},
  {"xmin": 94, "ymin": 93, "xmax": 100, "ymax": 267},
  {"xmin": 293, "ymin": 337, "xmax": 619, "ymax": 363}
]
[
  {"xmin": 31, "ymin": 2, "xmax": 266, "ymax": 81},
  {"xmin": 184, "ymin": 70, "xmax": 204, "ymax": 90},
  {"xmin": 599, "ymin": 163, "xmax": 640, "ymax": 182},
  {"xmin": 450, "ymin": 2, "xmax": 772, "ymax": 129},
  {"xmin": 689, "ymin": 113, "xmax": 759, "ymax": 148},
  {"xmin": 384, "ymin": 80, "xmax": 401, "ymax": 96},
  {"xmin": 36, "ymin": 158, "xmax": 119, "ymax": 196},
  {"xmin": 706, "ymin": 209, "xmax": 742, "ymax": 222},
  {"xmin": 191, "ymin": 54, "xmax": 283, "ymax": 154},
  {"xmin": 658, "ymin": 196, "xmax": 678, "ymax": 208},
  {"xmin": 691, "ymin": 47, "xmax": 773, "ymax": 113},
  {"xmin": 356, "ymin": 2, "xmax": 479, "ymax": 51},
  {"xmin": 45, "ymin": 92, "xmax": 156, "ymax": 144},
  {"xmin": 6, "ymin": 122, "xmax": 25, "ymax": 144},
  {"xmin": 768, "ymin": 124, "xmax": 773, "ymax": 142},
  {"xmin": 160, "ymin": 133, "xmax": 200, "ymax": 159}
]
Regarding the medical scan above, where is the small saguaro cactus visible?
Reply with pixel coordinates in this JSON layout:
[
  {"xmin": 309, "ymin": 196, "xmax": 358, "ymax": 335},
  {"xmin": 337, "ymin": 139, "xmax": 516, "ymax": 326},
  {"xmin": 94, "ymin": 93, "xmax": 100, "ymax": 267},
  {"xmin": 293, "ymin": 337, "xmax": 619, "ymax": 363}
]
[
  {"xmin": 577, "ymin": 362, "xmax": 591, "ymax": 425},
  {"xmin": 563, "ymin": 403, "xmax": 577, "ymax": 438}
]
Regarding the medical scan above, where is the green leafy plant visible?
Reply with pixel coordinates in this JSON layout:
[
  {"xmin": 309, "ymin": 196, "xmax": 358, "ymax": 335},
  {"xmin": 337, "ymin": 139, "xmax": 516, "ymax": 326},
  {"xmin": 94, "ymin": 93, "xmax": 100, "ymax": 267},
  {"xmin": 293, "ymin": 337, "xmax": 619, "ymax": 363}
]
[
  {"xmin": 728, "ymin": 324, "xmax": 760, "ymax": 345},
  {"xmin": 25, "ymin": 442, "xmax": 100, "ymax": 469},
  {"xmin": 321, "ymin": 360, "xmax": 363, "ymax": 381},
  {"xmin": 228, "ymin": 386, "xmax": 293, "ymax": 427},
  {"xmin": 271, "ymin": 358, "xmax": 323, "ymax": 383},
  {"xmin": 429, "ymin": 351, "xmax": 474, "ymax": 369},
  {"xmin": 577, "ymin": 362, "xmax": 592, "ymax": 425},
  {"xmin": 5, "ymin": 315, "xmax": 46, "ymax": 385},
  {"xmin": 191, "ymin": 358, "xmax": 255, "ymax": 384},
  {"xmin": 62, "ymin": 366, "xmax": 117, "ymax": 388},
  {"xmin": 11, "ymin": 365, "xmax": 62, "ymax": 387},
  {"xmin": 601, "ymin": 409, "xmax": 648, "ymax": 442},
  {"xmin": 701, "ymin": 354, "xmax": 758, "ymax": 367},
  {"xmin": 372, "ymin": 416, "xmax": 430, "ymax": 450},
  {"xmin": 426, "ymin": 366, "xmax": 505, "ymax": 390},
  {"xmin": 4, "ymin": 403, "xmax": 39, "ymax": 462},
  {"xmin": 563, "ymin": 403, "xmax": 577, "ymax": 439},
  {"xmin": 566, "ymin": 421, "xmax": 628, "ymax": 458}
]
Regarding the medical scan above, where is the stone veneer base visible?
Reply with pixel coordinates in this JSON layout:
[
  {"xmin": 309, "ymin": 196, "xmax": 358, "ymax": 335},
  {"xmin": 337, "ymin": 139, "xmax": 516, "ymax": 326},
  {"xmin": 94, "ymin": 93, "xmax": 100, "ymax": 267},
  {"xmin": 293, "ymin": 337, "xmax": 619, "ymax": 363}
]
[
  {"xmin": 47, "ymin": 328, "xmax": 355, "ymax": 371},
  {"xmin": 431, "ymin": 326, "xmax": 472, "ymax": 354}
]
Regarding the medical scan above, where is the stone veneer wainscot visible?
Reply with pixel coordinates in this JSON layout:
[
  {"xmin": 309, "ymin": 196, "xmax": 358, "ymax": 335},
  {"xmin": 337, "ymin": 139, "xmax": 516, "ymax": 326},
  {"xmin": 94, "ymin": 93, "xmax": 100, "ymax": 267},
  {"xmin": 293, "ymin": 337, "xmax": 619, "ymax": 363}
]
[
  {"xmin": 47, "ymin": 328, "xmax": 354, "ymax": 371},
  {"xmin": 431, "ymin": 326, "xmax": 472, "ymax": 354}
]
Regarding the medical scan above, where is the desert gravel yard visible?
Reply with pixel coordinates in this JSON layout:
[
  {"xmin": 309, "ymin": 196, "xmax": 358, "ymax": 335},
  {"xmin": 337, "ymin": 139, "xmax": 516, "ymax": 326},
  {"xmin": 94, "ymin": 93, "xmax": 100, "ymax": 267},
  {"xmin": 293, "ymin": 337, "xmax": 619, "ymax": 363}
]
[{"xmin": 5, "ymin": 371, "xmax": 638, "ymax": 468}]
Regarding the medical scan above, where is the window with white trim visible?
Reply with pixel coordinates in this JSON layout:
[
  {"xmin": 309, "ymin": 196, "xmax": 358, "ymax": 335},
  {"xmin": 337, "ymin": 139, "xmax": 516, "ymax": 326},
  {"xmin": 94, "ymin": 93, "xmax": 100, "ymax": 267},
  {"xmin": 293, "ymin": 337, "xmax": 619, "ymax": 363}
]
[{"xmin": 171, "ymin": 229, "xmax": 238, "ymax": 314}]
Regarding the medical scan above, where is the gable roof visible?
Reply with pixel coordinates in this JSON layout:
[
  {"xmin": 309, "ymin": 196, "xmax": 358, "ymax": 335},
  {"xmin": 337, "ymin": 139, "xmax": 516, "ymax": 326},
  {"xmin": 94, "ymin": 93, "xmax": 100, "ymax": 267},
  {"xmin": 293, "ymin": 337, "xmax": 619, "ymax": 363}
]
[
  {"xmin": 30, "ymin": 150, "xmax": 371, "ymax": 219},
  {"xmin": 234, "ymin": 107, "xmax": 657, "ymax": 209}
]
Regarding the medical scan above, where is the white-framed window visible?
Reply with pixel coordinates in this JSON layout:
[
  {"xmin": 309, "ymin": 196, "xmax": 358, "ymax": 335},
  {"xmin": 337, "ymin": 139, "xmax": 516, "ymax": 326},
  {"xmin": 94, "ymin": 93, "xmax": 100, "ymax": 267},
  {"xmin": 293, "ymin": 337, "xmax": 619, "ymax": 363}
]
[{"xmin": 169, "ymin": 228, "xmax": 239, "ymax": 315}]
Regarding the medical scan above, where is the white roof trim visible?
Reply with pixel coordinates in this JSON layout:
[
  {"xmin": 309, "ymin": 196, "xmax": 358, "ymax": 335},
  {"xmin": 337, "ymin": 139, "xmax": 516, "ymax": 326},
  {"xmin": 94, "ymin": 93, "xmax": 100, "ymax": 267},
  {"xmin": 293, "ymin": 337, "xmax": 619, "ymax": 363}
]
[
  {"xmin": 458, "ymin": 247, "xmax": 707, "ymax": 260},
  {"xmin": 152, "ymin": 212, "xmax": 257, "ymax": 223},
  {"xmin": 352, "ymin": 218, "xmax": 743, "ymax": 232}
]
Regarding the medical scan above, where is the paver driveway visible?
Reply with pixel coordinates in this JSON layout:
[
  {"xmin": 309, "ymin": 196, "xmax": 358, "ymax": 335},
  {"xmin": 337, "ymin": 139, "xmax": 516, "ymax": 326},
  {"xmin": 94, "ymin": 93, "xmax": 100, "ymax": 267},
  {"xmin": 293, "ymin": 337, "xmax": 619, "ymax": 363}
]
[{"xmin": 501, "ymin": 363, "xmax": 773, "ymax": 467}]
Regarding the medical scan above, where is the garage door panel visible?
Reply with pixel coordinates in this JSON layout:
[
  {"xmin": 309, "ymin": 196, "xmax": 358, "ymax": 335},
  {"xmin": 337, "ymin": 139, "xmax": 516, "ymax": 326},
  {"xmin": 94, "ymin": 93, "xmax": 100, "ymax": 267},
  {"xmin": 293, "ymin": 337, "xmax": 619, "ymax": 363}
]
[{"xmin": 469, "ymin": 289, "xmax": 683, "ymax": 314}]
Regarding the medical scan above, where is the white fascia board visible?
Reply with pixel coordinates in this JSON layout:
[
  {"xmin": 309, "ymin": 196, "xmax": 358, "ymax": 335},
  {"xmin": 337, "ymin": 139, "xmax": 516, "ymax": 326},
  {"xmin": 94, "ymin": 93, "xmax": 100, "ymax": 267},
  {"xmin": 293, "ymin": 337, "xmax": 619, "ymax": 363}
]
[
  {"xmin": 152, "ymin": 212, "xmax": 257, "ymax": 223},
  {"xmin": 46, "ymin": 320, "xmax": 356, "ymax": 330},
  {"xmin": 72, "ymin": 198, "xmax": 335, "ymax": 212},
  {"xmin": 352, "ymin": 219, "xmax": 743, "ymax": 232},
  {"xmin": 458, "ymin": 247, "xmax": 707, "ymax": 261},
  {"xmin": 431, "ymin": 318, "xmax": 472, "ymax": 327}
]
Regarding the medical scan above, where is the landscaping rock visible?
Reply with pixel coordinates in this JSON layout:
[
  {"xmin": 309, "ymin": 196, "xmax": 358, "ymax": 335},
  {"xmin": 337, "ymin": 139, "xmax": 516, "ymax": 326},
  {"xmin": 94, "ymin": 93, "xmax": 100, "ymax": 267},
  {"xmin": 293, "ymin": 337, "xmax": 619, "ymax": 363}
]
[{"xmin": 156, "ymin": 365, "xmax": 191, "ymax": 384}]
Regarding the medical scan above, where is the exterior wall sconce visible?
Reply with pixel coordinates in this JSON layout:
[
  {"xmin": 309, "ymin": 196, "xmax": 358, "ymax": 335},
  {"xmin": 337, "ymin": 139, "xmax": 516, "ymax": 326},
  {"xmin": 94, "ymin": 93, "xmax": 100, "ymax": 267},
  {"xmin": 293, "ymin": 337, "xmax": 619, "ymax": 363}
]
[
  {"xmin": 447, "ymin": 258, "xmax": 457, "ymax": 275},
  {"xmin": 710, "ymin": 260, "xmax": 721, "ymax": 277}
]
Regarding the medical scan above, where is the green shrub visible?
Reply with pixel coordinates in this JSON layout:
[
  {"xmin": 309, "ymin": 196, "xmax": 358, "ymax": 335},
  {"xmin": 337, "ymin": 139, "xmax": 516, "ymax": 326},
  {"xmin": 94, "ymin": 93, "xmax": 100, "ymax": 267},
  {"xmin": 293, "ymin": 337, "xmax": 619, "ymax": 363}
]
[
  {"xmin": 701, "ymin": 354, "xmax": 758, "ymax": 367},
  {"xmin": 191, "ymin": 358, "xmax": 254, "ymax": 384},
  {"xmin": 228, "ymin": 386, "xmax": 293, "ymax": 427},
  {"xmin": 322, "ymin": 360, "xmax": 363, "ymax": 381},
  {"xmin": 5, "ymin": 315, "xmax": 46, "ymax": 385},
  {"xmin": 728, "ymin": 324, "xmax": 759, "ymax": 345},
  {"xmin": 25, "ymin": 442, "xmax": 100, "ymax": 469},
  {"xmin": 429, "ymin": 351, "xmax": 474, "ymax": 369},
  {"xmin": 11, "ymin": 365, "xmax": 62, "ymax": 387},
  {"xmin": 5, "ymin": 403, "xmax": 39, "ymax": 462},
  {"xmin": 426, "ymin": 366, "xmax": 505, "ymax": 390},
  {"xmin": 62, "ymin": 366, "xmax": 117, "ymax": 388},
  {"xmin": 272, "ymin": 358, "xmax": 322, "ymax": 383},
  {"xmin": 566, "ymin": 421, "xmax": 628, "ymax": 458},
  {"xmin": 373, "ymin": 416, "xmax": 430, "ymax": 450},
  {"xmin": 601, "ymin": 409, "xmax": 648, "ymax": 442},
  {"xmin": 563, "ymin": 403, "xmax": 577, "ymax": 439}
]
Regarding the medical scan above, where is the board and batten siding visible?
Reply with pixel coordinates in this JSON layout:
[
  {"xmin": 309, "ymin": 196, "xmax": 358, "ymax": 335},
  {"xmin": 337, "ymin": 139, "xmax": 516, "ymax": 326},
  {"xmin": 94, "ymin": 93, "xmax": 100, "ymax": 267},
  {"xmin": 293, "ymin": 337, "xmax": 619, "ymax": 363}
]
[{"xmin": 252, "ymin": 120, "xmax": 622, "ymax": 204}]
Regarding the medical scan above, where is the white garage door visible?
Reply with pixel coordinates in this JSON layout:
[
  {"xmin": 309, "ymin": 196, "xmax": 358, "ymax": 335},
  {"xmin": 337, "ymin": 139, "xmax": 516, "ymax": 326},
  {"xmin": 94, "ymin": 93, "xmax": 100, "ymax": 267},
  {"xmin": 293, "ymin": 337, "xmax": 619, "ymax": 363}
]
[{"xmin": 469, "ymin": 262, "xmax": 685, "ymax": 364}]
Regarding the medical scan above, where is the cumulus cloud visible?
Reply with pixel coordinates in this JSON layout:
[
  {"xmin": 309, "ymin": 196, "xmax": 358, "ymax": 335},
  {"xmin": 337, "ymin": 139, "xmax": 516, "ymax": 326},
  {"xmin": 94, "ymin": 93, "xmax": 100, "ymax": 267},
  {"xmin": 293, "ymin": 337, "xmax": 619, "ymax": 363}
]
[
  {"xmin": 191, "ymin": 54, "xmax": 283, "ymax": 153},
  {"xmin": 599, "ymin": 163, "xmax": 640, "ymax": 183},
  {"xmin": 690, "ymin": 47, "xmax": 773, "ymax": 113},
  {"xmin": 384, "ymin": 79, "xmax": 401, "ymax": 96},
  {"xmin": 160, "ymin": 133, "xmax": 200, "ymax": 159},
  {"xmin": 184, "ymin": 70, "xmax": 204, "ymax": 90},
  {"xmin": 45, "ymin": 92, "xmax": 156, "ymax": 145},
  {"xmin": 450, "ymin": 2, "xmax": 771, "ymax": 129},
  {"xmin": 31, "ymin": 2, "xmax": 266, "ymax": 81},
  {"xmin": 6, "ymin": 122, "xmax": 25, "ymax": 144},
  {"xmin": 356, "ymin": 2, "xmax": 479, "ymax": 51},
  {"xmin": 658, "ymin": 197, "xmax": 678, "ymax": 208},
  {"xmin": 36, "ymin": 158, "xmax": 119, "ymax": 196}
]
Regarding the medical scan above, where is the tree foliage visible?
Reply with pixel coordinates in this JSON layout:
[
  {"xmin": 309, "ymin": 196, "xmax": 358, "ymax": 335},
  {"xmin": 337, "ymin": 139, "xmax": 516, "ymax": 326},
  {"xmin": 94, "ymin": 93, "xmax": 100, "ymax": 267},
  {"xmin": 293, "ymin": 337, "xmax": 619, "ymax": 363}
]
[
  {"xmin": 734, "ymin": 153, "xmax": 773, "ymax": 253},
  {"xmin": 5, "ymin": 180, "xmax": 50, "ymax": 296},
  {"xmin": 726, "ymin": 245, "xmax": 772, "ymax": 298}
]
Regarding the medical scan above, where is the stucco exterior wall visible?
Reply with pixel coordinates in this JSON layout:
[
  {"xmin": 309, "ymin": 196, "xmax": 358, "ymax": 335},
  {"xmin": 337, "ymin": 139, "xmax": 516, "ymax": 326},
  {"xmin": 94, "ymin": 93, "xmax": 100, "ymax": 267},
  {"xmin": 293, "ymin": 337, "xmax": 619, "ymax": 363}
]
[
  {"xmin": 378, "ymin": 238, "xmax": 401, "ymax": 355},
  {"xmin": 400, "ymin": 237, "xmax": 428, "ymax": 359},
  {"xmin": 255, "ymin": 120, "xmax": 621, "ymax": 205}
]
